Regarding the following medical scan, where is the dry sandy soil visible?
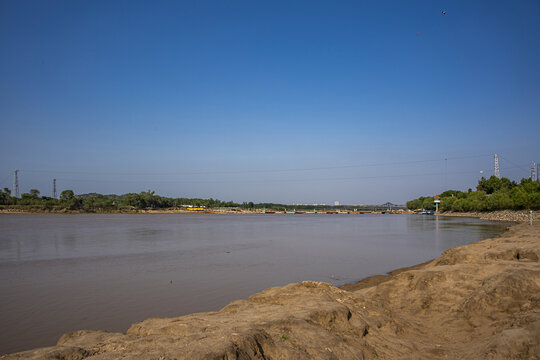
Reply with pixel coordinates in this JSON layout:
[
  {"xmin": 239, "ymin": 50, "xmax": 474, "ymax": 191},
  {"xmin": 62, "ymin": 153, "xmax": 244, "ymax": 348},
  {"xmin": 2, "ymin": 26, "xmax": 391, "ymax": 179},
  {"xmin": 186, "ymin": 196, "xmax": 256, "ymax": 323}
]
[{"xmin": 3, "ymin": 220, "xmax": 539, "ymax": 359}]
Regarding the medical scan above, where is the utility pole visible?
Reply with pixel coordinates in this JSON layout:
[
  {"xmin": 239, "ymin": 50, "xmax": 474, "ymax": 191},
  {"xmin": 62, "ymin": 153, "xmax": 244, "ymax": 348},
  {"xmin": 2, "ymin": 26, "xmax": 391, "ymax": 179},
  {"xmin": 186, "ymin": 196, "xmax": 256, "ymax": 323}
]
[
  {"xmin": 53, "ymin": 178, "xmax": 57, "ymax": 199},
  {"xmin": 13, "ymin": 170, "xmax": 19, "ymax": 198},
  {"xmin": 494, "ymin": 154, "xmax": 501, "ymax": 179}
]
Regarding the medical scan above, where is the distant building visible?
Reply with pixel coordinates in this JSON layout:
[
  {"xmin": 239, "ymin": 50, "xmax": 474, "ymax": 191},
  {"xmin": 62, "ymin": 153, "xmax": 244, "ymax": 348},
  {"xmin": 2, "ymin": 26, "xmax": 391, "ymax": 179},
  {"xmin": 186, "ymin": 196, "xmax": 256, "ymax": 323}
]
[{"xmin": 334, "ymin": 201, "xmax": 340, "ymax": 206}]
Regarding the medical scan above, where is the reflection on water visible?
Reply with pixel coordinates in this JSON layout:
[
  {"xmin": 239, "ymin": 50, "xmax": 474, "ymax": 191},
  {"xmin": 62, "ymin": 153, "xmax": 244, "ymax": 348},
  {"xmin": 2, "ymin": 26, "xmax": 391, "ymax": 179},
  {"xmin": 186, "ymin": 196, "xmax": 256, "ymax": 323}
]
[{"xmin": 0, "ymin": 214, "xmax": 510, "ymax": 354}]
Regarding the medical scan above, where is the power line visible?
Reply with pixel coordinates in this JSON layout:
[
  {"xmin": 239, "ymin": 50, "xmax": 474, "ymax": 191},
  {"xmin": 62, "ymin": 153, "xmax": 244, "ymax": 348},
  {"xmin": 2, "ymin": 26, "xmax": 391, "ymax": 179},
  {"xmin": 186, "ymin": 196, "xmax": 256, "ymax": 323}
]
[
  {"xmin": 18, "ymin": 154, "xmax": 492, "ymax": 177},
  {"xmin": 498, "ymin": 155, "xmax": 530, "ymax": 174},
  {"xmin": 49, "ymin": 162, "xmax": 528, "ymax": 187},
  {"xmin": 9, "ymin": 153, "xmax": 532, "ymax": 190},
  {"xmin": 53, "ymin": 169, "xmax": 486, "ymax": 185}
]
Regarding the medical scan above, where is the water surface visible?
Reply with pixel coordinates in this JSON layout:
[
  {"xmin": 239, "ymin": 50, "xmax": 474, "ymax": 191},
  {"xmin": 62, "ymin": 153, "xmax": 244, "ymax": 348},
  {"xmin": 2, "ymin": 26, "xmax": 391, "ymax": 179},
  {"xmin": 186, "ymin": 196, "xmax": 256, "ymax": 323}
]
[{"xmin": 0, "ymin": 213, "xmax": 510, "ymax": 354}]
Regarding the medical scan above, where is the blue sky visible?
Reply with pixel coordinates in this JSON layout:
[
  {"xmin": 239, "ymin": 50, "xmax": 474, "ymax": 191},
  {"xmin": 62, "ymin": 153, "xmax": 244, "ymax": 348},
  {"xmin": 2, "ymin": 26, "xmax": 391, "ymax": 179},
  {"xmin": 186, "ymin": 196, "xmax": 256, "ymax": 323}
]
[{"xmin": 1, "ymin": 0, "xmax": 539, "ymax": 204}]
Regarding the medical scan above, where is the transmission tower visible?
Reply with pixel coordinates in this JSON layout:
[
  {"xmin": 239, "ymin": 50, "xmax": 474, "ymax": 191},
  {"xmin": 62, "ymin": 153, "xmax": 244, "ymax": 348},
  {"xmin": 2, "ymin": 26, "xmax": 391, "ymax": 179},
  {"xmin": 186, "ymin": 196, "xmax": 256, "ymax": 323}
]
[
  {"xmin": 53, "ymin": 178, "xmax": 57, "ymax": 199},
  {"xmin": 13, "ymin": 170, "xmax": 19, "ymax": 198},
  {"xmin": 494, "ymin": 154, "xmax": 501, "ymax": 179},
  {"xmin": 532, "ymin": 163, "xmax": 537, "ymax": 182}
]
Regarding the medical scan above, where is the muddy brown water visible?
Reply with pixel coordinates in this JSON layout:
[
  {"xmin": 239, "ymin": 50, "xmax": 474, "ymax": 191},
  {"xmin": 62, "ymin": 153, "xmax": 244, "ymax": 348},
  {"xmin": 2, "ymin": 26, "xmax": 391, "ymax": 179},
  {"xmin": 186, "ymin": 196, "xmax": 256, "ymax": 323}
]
[{"xmin": 0, "ymin": 213, "xmax": 510, "ymax": 354}]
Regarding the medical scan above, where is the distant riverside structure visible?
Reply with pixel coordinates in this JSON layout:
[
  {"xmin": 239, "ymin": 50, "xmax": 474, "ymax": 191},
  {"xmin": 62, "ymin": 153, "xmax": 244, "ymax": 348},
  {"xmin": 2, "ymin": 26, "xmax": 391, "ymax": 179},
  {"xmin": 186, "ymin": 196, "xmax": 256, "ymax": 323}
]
[
  {"xmin": 494, "ymin": 154, "xmax": 501, "ymax": 179},
  {"xmin": 53, "ymin": 178, "xmax": 57, "ymax": 199},
  {"xmin": 382, "ymin": 202, "xmax": 396, "ymax": 211},
  {"xmin": 434, "ymin": 196, "xmax": 441, "ymax": 212},
  {"xmin": 334, "ymin": 201, "xmax": 340, "ymax": 206},
  {"xmin": 532, "ymin": 162, "xmax": 537, "ymax": 182},
  {"xmin": 13, "ymin": 170, "xmax": 19, "ymax": 198}
]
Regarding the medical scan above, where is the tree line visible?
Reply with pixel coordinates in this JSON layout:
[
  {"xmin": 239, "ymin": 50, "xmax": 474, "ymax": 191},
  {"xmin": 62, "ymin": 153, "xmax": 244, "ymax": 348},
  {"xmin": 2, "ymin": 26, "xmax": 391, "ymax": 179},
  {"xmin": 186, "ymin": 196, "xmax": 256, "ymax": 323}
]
[
  {"xmin": 0, "ymin": 188, "xmax": 246, "ymax": 212},
  {"xmin": 0, "ymin": 188, "xmax": 323, "ymax": 212},
  {"xmin": 406, "ymin": 176, "xmax": 540, "ymax": 212},
  {"xmin": 0, "ymin": 188, "xmax": 399, "ymax": 213}
]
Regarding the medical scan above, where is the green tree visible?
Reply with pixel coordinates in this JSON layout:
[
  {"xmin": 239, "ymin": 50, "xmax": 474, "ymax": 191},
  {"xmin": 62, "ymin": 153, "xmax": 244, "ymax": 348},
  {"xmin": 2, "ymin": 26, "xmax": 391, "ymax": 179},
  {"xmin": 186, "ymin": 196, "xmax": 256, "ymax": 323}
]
[
  {"xmin": 440, "ymin": 190, "xmax": 452, "ymax": 198},
  {"xmin": 439, "ymin": 196, "xmax": 456, "ymax": 211},
  {"xmin": 406, "ymin": 198, "xmax": 423, "ymax": 210},
  {"xmin": 451, "ymin": 198, "xmax": 465, "ymax": 212},
  {"xmin": 486, "ymin": 191, "xmax": 512, "ymax": 211},
  {"xmin": 124, "ymin": 193, "xmax": 145, "ymax": 208},
  {"xmin": 422, "ymin": 197, "xmax": 435, "ymax": 210},
  {"xmin": 467, "ymin": 191, "xmax": 488, "ymax": 211},
  {"xmin": 510, "ymin": 187, "xmax": 528, "ymax": 210},
  {"xmin": 0, "ymin": 188, "xmax": 11, "ymax": 205},
  {"xmin": 500, "ymin": 177, "xmax": 517, "ymax": 191},
  {"xmin": 477, "ymin": 176, "xmax": 515, "ymax": 194},
  {"xmin": 29, "ymin": 189, "xmax": 40, "ymax": 198},
  {"xmin": 529, "ymin": 192, "xmax": 540, "ymax": 210},
  {"xmin": 60, "ymin": 190, "xmax": 75, "ymax": 201}
]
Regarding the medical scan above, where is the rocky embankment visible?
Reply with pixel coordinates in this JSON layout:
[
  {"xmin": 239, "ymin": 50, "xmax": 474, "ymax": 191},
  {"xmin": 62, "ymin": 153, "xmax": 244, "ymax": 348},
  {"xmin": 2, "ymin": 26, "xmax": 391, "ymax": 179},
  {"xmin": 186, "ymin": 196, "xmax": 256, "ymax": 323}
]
[
  {"xmin": 4, "ymin": 222, "xmax": 540, "ymax": 359},
  {"xmin": 439, "ymin": 210, "xmax": 540, "ymax": 223}
]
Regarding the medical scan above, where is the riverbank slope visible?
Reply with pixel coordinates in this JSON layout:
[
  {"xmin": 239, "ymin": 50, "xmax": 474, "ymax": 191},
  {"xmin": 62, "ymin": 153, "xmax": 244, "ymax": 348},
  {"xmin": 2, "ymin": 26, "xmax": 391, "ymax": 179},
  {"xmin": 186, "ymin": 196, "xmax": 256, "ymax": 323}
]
[
  {"xmin": 439, "ymin": 209, "xmax": 539, "ymax": 223},
  {"xmin": 4, "ymin": 222, "xmax": 540, "ymax": 359}
]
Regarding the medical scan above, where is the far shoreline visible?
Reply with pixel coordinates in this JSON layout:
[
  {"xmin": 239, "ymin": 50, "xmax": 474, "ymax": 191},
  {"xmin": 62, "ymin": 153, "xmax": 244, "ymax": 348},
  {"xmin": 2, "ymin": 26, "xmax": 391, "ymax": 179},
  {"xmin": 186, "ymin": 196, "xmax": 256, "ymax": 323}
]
[{"xmin": 1, "ymin": 208, "xmax": 536, "ymax": 221}]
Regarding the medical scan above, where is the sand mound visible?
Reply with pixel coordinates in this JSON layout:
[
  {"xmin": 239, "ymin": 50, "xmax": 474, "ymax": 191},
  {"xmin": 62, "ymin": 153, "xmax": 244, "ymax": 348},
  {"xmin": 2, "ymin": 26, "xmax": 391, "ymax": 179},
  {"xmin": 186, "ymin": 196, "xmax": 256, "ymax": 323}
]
[{"xmin": 3, "ymin": 223, "xmax": 540, "ymax": 359}]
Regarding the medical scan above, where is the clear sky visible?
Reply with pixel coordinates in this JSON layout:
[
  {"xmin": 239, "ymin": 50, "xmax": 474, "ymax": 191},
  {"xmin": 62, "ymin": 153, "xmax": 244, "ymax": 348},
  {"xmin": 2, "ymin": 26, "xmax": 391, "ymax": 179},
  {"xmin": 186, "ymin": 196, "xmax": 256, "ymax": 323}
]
[{"xmin": 1, "ymin": 0, "xmax": 539, "ymax": 204}]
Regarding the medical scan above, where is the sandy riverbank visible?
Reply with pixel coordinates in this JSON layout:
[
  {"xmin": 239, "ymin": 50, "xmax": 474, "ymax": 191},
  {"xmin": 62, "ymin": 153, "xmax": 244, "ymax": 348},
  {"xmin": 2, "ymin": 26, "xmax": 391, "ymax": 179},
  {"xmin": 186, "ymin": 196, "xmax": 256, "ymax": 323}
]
[{"xmin": 3, "ymin": 219, "xmax": 540, "ymax": 359}]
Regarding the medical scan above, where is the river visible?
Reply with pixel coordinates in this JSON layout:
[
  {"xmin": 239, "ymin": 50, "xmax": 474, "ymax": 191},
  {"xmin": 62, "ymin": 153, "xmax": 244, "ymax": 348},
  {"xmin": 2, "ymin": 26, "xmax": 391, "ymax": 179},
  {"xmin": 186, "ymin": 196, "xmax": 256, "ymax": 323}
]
[{"xmin": 0, "ymin": 213, "xmax": 510, "ymax": 354}]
